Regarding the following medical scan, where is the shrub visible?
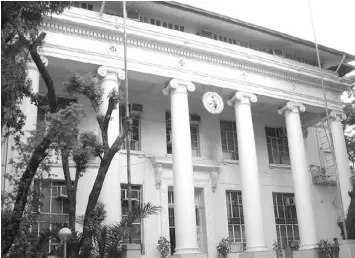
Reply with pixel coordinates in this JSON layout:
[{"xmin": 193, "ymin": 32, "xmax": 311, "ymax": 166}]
[
  {"xmin": 216, "ymin": 237, "xmax": 232, "ymax": 258},
  {"xmin": 157, "ymin": 237, "xmax": 171, "ymax": 258}
]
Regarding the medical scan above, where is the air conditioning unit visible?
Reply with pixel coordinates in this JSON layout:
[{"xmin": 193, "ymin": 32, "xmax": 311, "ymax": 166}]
[
  {"xmin": 285, "ymin": 197, "xmax": 295, "ymax": 206},
  {"xmin": 127, "ymin": 9, "xmax": 140, "ymax": 21},
  {"xmin": 122, "ymin": 189, "xmax": 139, "ymax": 201},
  {"xmin": 56, "ymin": 186, "xmax": 68, "ymax": 199},
  {"xmin": 196, "ymin": 30, "xmax": 213, "ymax": 39},
  {"xmin": 129, "ymin": 103, "xmax": 143, "ymax": 116},
  {"xmin": 190, "ymin": 114, "xmax": 200, "ymax": 124}
]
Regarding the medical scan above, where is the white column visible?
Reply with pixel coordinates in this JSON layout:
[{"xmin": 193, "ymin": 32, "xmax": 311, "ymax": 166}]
[
  {"xmin": 22, "ymin": 56, "xmax": 48, "ymax": 133},
  {"xmin": 227, "ymin": 92, "xmax": 267, "ymax": 252},
  {"xmin": 97, "ymin": 66, "xmax": 125, "ymax": 224},
  {"xmin": 278, "ymin": 102, "xmax": 317, "ymax": 249},
  {"xmin": 329, "ymin": 110, "xmax": 353, "ymax": 217},
  {"xmin": 163, "ymin": 79, "xmax": 199, "ymax": 255}
]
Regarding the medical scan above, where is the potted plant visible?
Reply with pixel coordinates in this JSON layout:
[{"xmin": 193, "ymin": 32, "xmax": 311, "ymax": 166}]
[
  {"xmin": 157, "ymin": 237, "xmax": 171, "ymax": 258},
  {"xmin": 216, "ymin": 238, "xmax": 232, "ymax": 258},
  {"xmin": 317, "ymin": 239, "xmax": 339, "ymax": 258},
  {"xmin": 273, "ymin": 241, "xmax": 283, "ymax": 258}
]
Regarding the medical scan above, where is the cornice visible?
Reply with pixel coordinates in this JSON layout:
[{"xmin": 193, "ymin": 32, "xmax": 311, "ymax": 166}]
[
  {"xmin": 39, "ymin": 43, "xmax": 344, "ymax": 111},
  {"xmin": 40, "ymin": 15, "xmax": 351, "ymax": 92}
]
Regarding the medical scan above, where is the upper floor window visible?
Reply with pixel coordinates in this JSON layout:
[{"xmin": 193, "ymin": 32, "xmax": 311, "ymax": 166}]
[
  {"xmin": 226, "ymin": 191, "xmax": 245, "ymax": 246},
  {"xmin": 37, "ymin": 97, "xmax": 77, "ymax": 124},
  {"xmin": 31, "ymin": 180, "xmax": 69, "ymax": 253},
  {"xmin": 121, "ymin": 184, "xmax": 142, "ymax": 244},
  {"xmin": 140, "ymin": 15, "xmax": 184, "ymax": 32},
  {"xmin": 265, "ymin": 127, "xmax": 290, "ymax": 165},
  {"xmin": 220, "ymin": 121, "xmax": 238, "ymax": 160},
  {"xmin": 273, "ymin": 193, "xmax": 299, "ymax": 250},
  {"xmin": 73, "ymin": 2, "xmax": 93, "ymax": 11},
  {"xmin": 165, "ymin": 111, "xmax": 201, "ymax": 157},
  {"xmin": 120, "ymin": 104, "xmax": 143, "ymax": 151}
]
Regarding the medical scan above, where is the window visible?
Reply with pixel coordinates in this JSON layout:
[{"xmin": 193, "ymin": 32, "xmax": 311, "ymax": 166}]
[
  {"xmin": 226, "ymin": 191, "xmax": 245, "ymax": 246},
  {"xmin": 37, "ymin": 97, "xmax": 77, "ymax": 124},
  {"xmin": 121, "ymin": 184, "xmax": 142, "ymax": 244},
  {"xmin": 168, "ymin": 190, "xmax": 176, "ymax": 255},
  {"xmin": 220, "ymin": 121, "xmax": 238, "ymax": 160},
  {"xmin": 265, "ymin": 127, "xmax": 290, "ymax": 165},
  {"xmin": 168, "ymin": 189, "xmax": 203, "ymax": 254},
  {"xmin": 73, "ymin": 2, "xmax": 93, "ymax": 10},
  {"xmin": 140, "ymin": 15, "xmax": 184, "ymax": 32},
  {"xmin": 165, "ymin": 111, "xmax": 201, "ymax": 157},
  {"xmin": 120, "ymin": 104, "xmax": 142, "ymax": 151},
  {"xmin": 31, "ymin": 180, "xmax": 69, "ymax": 253},
  {"xmin": 273, "ymin": 193, "xmax": 299, "ymax": 250}
]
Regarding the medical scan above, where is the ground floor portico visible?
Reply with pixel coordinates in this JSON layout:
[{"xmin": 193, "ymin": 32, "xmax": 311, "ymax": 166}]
[{"xmin": 2, "ymin": 53, "xmax": 354, "ymax": 258}]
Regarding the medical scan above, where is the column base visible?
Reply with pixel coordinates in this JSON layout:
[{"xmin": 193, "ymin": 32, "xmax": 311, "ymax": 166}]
[
  {"xmin": 239, "ymin": 250, "xmax": 274, "ymax": 258},
  {"xmin": 339, "ymin": 239, "xmax": 355, "ymax": 258},
  {"xmin": 293, "ymin": 248, "xmax": 318, "ymax": 258},
  {"xmin": 172, "ymin": 252, "xmax": 207, "ymax": 258},
  {"xmin": 122, "ymin": 243, "xmax": 141, "ymax": 258}
]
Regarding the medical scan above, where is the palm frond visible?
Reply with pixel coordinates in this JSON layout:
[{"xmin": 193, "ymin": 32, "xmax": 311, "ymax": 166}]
[{"xmin": 126, "ymin": 202, "xmax": 161, "ymax": 225}]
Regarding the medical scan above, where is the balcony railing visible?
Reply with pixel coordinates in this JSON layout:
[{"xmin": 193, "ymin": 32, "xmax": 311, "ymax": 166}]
[{"xmin": 310, "ymin": 165, "xmax": 336, "ymax": 185}]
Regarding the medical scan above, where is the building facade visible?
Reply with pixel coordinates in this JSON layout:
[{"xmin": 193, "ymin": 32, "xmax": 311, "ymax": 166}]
[{"xmin": 2, "ymin": 2, "xmax": 355, "ymax": 258}]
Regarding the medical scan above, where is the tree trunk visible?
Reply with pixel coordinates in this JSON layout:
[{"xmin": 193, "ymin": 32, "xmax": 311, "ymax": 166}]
[
  {"xmin": 79, "ymin": 151, "xmax": 116, "ymax": 258},
  {"xmin": 1, "ymin": 137, "xmax": 50, "ymax": 255},
  {"xmin": 1, "ymin": 32, "xmax": 57, "ymax": 255},
  {"xmin": 346, "ymin": 190, "xmax": 355, "ymax": 239},
  {"xmin": 61, "ymin": 152, "xmax": 76, "ymax": 231}
]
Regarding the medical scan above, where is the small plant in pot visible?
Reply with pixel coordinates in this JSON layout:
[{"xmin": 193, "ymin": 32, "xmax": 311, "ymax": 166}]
[
  {"xmin": 273, "ymin": 241, "xmax": 283, "ymax": 258},
  {"xmin": 317, "ymin": 239, "xmax": 339, "ymax": 258},
  {"xmin": 216, "ymin": 237, "xmax": 232, "ymax": 258},
  {"xmin": 157, "ymin": 236, "xmax": 171, "ymax": 258}
]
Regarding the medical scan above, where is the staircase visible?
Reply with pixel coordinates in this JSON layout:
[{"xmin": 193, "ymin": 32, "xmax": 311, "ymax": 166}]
[{"xmin": 311, "ymin": 121, "xmax": 337, "ymax": 185}]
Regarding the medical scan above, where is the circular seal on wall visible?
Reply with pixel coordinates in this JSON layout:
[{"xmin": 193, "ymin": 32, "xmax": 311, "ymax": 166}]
[{"xmin": 202, "ymin": 92, "xmax": 224, "ymax": 114}]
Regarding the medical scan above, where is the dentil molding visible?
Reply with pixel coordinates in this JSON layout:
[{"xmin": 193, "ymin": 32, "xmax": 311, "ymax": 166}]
[{"xmin": 40, "ymin": 19, "xmax": 351, "ymax": 93}]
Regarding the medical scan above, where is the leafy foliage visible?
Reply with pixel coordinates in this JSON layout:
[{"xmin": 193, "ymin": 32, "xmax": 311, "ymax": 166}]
[
  {"xmin": 157, "ymin": 237, "xmax": 171, "ymax": 258},
  {"xmin": 1, "ymin": 1, "xmax": 72, "ymax": 136},
  {"xmin": 342, "ymin": 81, "xmax": 355, "ymax": 239},
  {"xmin": 316, "ymin": 239, "xmax": 339, "ymax": 257},
  {"xmin": 273, "ymin": 241, "xmax": 283, "ymax": 258},
  {"xmin": 66, "ymin": 73, "xmax": 104, "ymax": 113},
  {"xmin": 216, "ymin": 237, "xmax": 232, "ymax": 258}
]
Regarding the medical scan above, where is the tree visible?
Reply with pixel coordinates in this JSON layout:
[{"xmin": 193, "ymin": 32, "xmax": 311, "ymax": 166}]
[
  {"xmin": 342, "ymin": 74, "xmax": 355, "ymax": 239},
  {"xmin": 64, "ymin": 73, "xmax": 132, "ymax": 257},
  {"xmin": 1, "ymin": 2, "xmax": 73, "ymax": 255},
  {"xmin": 2, "ymin": 3, "xmax": 150, "ymax": 257}
]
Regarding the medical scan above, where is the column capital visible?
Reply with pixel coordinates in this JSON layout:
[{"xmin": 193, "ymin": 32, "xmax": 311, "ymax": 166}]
[
  {"xmin": 329, "ymin": 110, "xmax": 346, "ymax": 121},
  {"xmin": 27, "ymin": 55, "xmax": 48, "ymax": 71},
  {"xmin": 162, "ymin": 78, "xmax": 195, "ymax": 96},
  {"xmin": 227, "ymin": 91, "xmax": 257, "ymax": 106},
  {"xmin": 97, "ymin": 66, "xmax": 125, "ymax": 80},
  {"xmin": 278, "ymin": 102, "xmax": 306, "ymax": 115}
]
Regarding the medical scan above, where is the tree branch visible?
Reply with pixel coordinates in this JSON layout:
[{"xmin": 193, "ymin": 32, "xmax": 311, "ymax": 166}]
[
  {"xmin": 111, "ymin": 117, "xmax": 132, "ymax": 153},
  {"xmin": 100, "ymin": 97, "xmax": 115, "ymax": 149},
  {"xmin": 61, "ymin": 150, "xmax": 76, "ymax": 230}
]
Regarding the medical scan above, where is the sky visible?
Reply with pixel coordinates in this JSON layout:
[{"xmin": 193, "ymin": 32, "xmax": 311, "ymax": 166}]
[{"xmin": 176, "ymin": 0, "xmax": 355, "ymax": 65}]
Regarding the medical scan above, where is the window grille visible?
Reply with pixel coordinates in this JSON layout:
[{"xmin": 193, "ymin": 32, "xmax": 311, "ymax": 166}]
[
  {"xmin": 273, "ymin": 193, "xmax": 299, "ymax": 250},
  {"xmin": 220, "ymin": 121, "xmax": 238, "ymax": 160},
  {"xmin": 265, "ymin": 127, "xmax": 290, "ymax": 165},
  {"xmin": 226, "ymin": 191, "xmax": 245, "ymax": 245}
]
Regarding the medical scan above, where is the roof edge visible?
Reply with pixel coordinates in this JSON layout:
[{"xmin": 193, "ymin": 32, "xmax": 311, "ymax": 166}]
[{"xmin": 155, "ymin": 1, "xmax": 355, "ymax": 61}]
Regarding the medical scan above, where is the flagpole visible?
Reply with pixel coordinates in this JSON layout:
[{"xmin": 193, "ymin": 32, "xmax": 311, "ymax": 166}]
[{"xmin": 122, "ymin": 0, "xmax": 133, "ymax": 243}]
